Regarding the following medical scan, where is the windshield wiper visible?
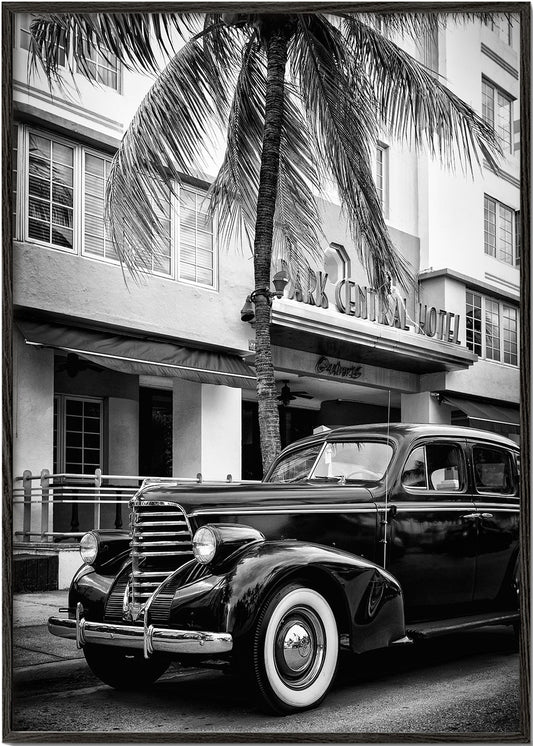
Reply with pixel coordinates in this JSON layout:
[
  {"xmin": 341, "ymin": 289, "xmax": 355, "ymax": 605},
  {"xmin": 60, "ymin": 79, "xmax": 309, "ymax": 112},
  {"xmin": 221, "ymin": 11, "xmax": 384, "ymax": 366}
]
[{"xmin": 308, "ymin": 475, "xmax": 346, "ymax": 484}]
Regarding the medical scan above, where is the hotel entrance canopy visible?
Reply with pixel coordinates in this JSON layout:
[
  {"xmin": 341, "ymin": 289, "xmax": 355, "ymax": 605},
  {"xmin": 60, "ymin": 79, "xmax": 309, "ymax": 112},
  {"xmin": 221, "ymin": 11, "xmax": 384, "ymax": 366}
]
[
  {"xmin": 271, "ymin": 301, "xmax": 477, "ymax": 374},
  {"xmin": 18, "ymin": 319, "xmax": 256, "ymax": 390}
]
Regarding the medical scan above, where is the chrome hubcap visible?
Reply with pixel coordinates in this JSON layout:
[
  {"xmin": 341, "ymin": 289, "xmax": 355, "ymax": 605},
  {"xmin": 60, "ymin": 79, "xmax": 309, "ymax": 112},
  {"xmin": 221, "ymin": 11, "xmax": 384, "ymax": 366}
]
[{"xmin": 273, "ymin": 607, "xmax": 325, "ymax": 689}]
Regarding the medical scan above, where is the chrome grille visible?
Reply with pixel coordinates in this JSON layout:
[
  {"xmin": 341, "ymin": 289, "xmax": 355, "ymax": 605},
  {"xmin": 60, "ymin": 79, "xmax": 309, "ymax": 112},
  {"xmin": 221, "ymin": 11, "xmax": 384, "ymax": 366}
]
[{"xmin": 127, "ymin": 500, "xmax": 193, "ymax": 610}]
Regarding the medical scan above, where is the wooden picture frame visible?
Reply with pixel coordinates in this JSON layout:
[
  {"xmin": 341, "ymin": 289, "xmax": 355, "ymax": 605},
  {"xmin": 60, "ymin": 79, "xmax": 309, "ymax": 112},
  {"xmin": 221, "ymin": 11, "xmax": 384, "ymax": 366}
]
[{"xmin": 2, "ymin": 2, "xmax": 530, "ymax": 740}]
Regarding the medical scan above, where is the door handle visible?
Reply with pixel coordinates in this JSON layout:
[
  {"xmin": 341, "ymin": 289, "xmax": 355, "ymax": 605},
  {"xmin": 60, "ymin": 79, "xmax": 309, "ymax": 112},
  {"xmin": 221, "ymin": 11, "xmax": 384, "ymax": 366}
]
[
  {"xmin": 480, "ymin": 512, "xmax": 494, "ymax": 519},
  {"xmin": 461, "ymin": 513, "xmax": 478, "ymax": 520}
]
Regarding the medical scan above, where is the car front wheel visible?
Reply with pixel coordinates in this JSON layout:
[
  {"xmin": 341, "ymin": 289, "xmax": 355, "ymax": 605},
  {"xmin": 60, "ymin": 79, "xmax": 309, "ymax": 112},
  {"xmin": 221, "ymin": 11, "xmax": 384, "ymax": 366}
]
[
  {"xmin": 83, "ymin": 644, "xmax": 169, "ymax": 690},
  {"xmin": 252, "ymin": 584, "xmax": 339, "ymax": 714}
]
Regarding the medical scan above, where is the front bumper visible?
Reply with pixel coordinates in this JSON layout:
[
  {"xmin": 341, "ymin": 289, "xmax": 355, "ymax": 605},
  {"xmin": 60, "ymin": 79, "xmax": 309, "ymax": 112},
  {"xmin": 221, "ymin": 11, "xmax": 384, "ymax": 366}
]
[{"xmin": 49, "ymin": 605, "xmax": 233, "ymax": 658}]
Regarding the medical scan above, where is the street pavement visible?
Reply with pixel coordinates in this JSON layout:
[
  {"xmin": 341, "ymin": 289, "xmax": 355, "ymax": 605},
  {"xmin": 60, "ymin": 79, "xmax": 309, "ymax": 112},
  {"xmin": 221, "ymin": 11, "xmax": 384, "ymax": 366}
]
[
  {"xmin": 12, "ymin": 590, "xmax": 85, "ymax": 678},
  {"xmin": 9, "ymin": 592, "xmax": 522, "ymax": 736}
]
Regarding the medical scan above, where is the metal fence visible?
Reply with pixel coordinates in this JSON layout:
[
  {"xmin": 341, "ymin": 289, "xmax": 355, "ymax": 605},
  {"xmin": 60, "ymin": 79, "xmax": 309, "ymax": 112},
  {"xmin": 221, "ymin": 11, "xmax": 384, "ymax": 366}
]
[{"xmin": 13, "ymin": 469, "xmax": 261, "ymax": 542}]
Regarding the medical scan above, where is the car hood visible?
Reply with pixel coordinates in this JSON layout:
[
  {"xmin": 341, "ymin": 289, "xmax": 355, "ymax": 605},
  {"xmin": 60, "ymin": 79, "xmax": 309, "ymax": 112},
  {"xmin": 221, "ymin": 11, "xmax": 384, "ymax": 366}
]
[{"xmin": 136, "ymin": 481, "xmax": 374, "ymax": 516}]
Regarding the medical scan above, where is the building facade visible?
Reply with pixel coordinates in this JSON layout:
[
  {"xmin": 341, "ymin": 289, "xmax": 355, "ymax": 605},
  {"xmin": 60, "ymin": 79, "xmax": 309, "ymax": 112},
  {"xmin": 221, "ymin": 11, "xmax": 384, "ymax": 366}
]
[{"xmin": 11, "ymin": 13, "xmax": 520, "ymax": 546}]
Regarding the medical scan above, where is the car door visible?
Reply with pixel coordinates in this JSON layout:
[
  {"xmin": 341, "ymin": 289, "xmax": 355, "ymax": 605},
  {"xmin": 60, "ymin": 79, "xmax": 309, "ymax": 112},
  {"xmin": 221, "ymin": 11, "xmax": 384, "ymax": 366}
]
[
  {"xmin": 469, "ymin": 440, "xmax": 520, "ymax": 606},
  {"xmin": 386, "ymin": 438, "xmax": 478, "ymax": 622}
]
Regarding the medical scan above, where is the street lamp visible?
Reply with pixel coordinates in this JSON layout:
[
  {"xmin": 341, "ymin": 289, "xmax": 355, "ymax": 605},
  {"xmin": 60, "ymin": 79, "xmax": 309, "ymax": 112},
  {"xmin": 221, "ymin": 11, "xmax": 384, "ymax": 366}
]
[{"xmin": 240, "ymin": 268, "xmax": 290, "ymax": 323}]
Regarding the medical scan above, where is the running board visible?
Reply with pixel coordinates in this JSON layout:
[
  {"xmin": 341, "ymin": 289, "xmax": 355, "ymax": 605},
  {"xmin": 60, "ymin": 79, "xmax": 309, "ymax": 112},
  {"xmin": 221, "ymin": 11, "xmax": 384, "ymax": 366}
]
[{"xmin": 405, "ymin": 611, "xmax": 519, "ymax": 640}]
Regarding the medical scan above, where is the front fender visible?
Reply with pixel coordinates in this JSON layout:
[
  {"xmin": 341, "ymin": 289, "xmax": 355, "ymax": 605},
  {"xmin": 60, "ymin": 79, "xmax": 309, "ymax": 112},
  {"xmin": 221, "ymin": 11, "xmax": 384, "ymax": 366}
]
[
  {"xmin": 220, "ymin": 541, "xmax": 405, "ymax": 653},
  {"xmin": 166, "ymin": 540, "xmax": 405, "ymax": 654}
]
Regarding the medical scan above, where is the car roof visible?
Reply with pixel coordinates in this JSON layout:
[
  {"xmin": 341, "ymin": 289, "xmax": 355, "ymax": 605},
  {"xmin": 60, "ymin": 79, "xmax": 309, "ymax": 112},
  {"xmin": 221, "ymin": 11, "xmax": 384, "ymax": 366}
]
[{"xmin": 281, "ymin": 423, "xmax": 519, "ymax": 452}]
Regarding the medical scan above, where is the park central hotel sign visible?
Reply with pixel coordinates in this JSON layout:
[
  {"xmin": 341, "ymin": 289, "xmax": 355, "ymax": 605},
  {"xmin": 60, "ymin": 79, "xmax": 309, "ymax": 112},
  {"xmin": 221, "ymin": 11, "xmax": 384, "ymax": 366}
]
[{"xmin": 283, "ymin": 266, "xmax": 461, "ymax": 345}]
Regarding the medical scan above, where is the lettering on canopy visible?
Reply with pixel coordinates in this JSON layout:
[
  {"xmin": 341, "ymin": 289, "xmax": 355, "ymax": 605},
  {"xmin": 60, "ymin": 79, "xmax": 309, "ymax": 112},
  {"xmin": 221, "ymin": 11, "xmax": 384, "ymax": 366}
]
[{"xmin": 283, "ymin": 264, "xmax": 461, "ymax": 345}]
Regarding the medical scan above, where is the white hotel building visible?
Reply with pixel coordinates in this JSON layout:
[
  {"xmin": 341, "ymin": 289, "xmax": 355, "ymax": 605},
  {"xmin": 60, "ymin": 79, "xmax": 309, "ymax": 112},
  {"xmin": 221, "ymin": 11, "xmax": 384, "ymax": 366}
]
[{"xmin": 9, "ymin": 12, "xmax": 521, "ymax": 580}]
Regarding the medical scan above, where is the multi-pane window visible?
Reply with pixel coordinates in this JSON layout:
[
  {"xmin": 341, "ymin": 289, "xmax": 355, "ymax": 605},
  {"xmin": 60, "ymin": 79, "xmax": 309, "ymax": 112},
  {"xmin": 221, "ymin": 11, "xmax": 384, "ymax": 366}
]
[
  {"xmin": 15, "ymin": 126, "xmax": 215, "ymax": 287},
  {"xmin": 28, "ymin": 132, "xmax": 74, "ymax": 249},
  {"xmin": 466, "ymin": 291, "xmax": 518, "ymax": 365},
  {"xmin": 76, "ymin": 35, "xmax": 120, "ymax": 90},
  {"xmin": 482, "ymin": 79, "xmax": 513, "ymax": 154},
  {"xmin": 54, "ymin": 395, "xmax": 103, "ymax": 474},
  {"xmin": 18, "ymin": 12, "xmax": 66, "ymax": 66},
  {"xmin": 178, "ymin": 186, "xmax": 215, "ymax": 287},
  {"xmin": 376, "ymin": 144, "xmax": 388, "ymax": 215},
  {"xmin": 484, "ymin": 195, "xmax": 516, "ymax": 264},
  {"xmin": 466, "ymin": 291, "xmax": 482, "ymax": 356}
]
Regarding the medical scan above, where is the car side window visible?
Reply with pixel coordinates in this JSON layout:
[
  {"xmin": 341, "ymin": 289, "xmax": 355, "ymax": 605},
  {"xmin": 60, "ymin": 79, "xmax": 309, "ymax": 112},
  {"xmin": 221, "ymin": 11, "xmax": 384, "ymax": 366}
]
[
  {"xmin": 473, "ymin": 446, "xmax": 516, "ymax": 495},
  {"xmin": 402, "ymin": 443, "xmax": 464, "ymax": 492},
  {"xmin": 402, "ymin": 446, "xmax": 427, "ymax": 488}
]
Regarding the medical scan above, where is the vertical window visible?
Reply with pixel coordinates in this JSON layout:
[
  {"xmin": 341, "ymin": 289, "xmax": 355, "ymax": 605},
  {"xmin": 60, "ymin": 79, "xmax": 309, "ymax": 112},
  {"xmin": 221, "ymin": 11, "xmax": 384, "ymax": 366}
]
[
  {"xmin": 376, "ymin": 144, "xmax": 389, "ymax": 216},
  {"xmin": 27, "ymin": 132, "xmax": 74, "ymax": 249},
  {"xmin": 503, "ymin": 306, "xmax": 518, "ymax": 365},
  {"xmin": 83, "ymin": 153, "xmax": 117, "ymax": 262},
  {"xmin": 515, "ymin": 212, "xmax": 520, "ymax": 265},
  {"xmin": 421, "ymin": 26, "xmax": 439, "ymax": 73},
  {"xmin": 148, "ymin": 183, "xmax": 172, "ymax": 276},
  {"xmin": 54, "ymin": 395, "xmax": 103, "ymax": 474},
  {"xmin": 484, "ymin": 195, "xmax": 496, "ymax": 257},
  {"xmin": 466, "ymin": 291, "xmax": 482, "ymax": 356},
  {"xmin": 482, "ymin": 79, "xmax": 512, "ymax": 154},
  {"xmin": 466, "ymin": 291, "xmax": 518, "ymax": 366},
  {"xmin": 484, "ymin": 196, "xmax": 516, "ymax": 264},
  {"xmin": 485, "ymin": 299, "xmax": 500, "ymax": 361},
  {"xmin": 178, "ymin": 186, "xmax": 215, "ymax": 287},
  {"xmin": 12, "ymin": 125, "xmax": 18, "ymax": 234}
]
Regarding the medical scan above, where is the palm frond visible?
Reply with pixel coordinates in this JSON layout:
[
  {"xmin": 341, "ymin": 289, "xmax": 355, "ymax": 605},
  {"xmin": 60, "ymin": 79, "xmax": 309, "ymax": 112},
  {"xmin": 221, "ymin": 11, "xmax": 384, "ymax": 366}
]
[
  {"xmin": 210, "ymin": 33, "xmax": 324, "ymax": 280},
  {"xmin": 272, "ymin": 83, "xmax": 324, "ymax": 277},
  {"xmin": 341, "ymin": 15, "xmax": 502, "ymax": 172},
  {"xmin": 106, "ymin": 30, "xmax": 241, "ymax": 278},
  {"xmin": 28, "ymin": 12, "xmax": 205, "ymax": 82},
  {"xmin": 209, "ymin": 32, "xmax": 264, "ymax": 254},
  {"xmin": 292, "ymin": 14, "xmax": 413, "ymax": 295}
]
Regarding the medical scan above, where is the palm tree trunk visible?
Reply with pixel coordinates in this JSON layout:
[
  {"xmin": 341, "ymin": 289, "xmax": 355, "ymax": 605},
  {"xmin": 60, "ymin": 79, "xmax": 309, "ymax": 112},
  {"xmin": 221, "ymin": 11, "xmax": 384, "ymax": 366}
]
[{"xmin": 253, "ymin": 28, "xmax": 288, "ymax": 475}]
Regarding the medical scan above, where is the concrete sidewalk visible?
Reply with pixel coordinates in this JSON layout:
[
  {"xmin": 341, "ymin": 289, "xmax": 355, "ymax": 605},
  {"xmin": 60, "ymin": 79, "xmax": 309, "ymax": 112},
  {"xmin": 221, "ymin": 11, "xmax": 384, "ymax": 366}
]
[{"xmin": 12, "ymin": 590, "xmax": 84, "ymax": 672}]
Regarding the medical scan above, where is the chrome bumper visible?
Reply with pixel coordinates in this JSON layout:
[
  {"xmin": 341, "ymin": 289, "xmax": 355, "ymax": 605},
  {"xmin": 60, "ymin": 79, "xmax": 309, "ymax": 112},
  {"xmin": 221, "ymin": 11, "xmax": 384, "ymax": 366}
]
[{"xmin": 48, "ymin": 609, "xmax": 233, "ymax": 658}]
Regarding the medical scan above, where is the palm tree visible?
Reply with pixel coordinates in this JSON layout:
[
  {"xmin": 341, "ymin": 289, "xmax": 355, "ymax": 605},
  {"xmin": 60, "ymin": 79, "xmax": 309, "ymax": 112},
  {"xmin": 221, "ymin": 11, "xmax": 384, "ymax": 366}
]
[{"xmin": 29, "ymin": 10, "xmax": 501, "ymax": 474}]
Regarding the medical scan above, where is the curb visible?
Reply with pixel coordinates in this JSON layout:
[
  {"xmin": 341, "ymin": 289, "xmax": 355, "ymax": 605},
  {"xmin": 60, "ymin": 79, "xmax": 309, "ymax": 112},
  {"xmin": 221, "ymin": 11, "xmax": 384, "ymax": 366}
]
[{"xmin": 14, "ymin": 657, "xmax": 88, "ymax": 685}]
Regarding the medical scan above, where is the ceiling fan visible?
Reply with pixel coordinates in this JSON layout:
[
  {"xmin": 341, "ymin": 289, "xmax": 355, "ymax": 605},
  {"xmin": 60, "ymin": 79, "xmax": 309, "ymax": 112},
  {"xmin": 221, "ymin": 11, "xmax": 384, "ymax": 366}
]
[
  {"xmin": 56, "ymin": 353, "xmax": 103, "ymax": 378},
  {"xmin": 277, "ymin": 381, "xmax": 313, "ymax": 407}
]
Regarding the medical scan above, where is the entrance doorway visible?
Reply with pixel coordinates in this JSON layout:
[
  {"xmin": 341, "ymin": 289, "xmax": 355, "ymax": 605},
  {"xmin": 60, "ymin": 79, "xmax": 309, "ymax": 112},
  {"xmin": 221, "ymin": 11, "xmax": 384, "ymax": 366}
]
[
  {"xmin": 242, "ymin": 401, "xmax": 318, "ymax": 480},
  {"xmin": 139, "ymin": 388, "xmax": 173, "ymax": 477}
]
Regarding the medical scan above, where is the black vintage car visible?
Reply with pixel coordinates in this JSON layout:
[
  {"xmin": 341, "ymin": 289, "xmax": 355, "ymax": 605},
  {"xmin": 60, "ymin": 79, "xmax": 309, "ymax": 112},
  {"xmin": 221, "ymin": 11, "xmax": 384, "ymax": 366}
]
[{"xmin": 49, "ymin": 423, "xmax": 520, "ymax": 713}]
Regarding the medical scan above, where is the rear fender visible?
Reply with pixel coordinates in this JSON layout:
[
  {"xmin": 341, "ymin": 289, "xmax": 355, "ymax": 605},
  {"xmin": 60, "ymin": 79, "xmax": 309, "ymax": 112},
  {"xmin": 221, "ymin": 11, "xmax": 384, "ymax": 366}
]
[{"xmin": 218, "ymin": 540, "xmax": 405, "ymax": 653}]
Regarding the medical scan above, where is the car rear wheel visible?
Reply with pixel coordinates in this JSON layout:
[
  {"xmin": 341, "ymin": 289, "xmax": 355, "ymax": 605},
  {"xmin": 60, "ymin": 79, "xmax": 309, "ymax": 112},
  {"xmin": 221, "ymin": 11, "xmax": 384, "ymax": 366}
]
[
  {"xmin": 251, "ymin": 584, "xmax": 339, "ymax": 714},
  {"xmin": 83, "ymin": 644, "xmax": 169, "ymax": 690}
]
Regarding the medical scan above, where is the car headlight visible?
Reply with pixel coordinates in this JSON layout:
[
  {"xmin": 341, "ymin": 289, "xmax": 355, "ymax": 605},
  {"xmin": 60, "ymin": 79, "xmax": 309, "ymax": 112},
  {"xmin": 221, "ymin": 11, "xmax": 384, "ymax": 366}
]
[
  {"xmin": 80, "ymin": 532, "xmax": 99, "ymax": 565},
  {"xmin": 192, "ymin": 526, "xmax": 217, "ymax": 565}
]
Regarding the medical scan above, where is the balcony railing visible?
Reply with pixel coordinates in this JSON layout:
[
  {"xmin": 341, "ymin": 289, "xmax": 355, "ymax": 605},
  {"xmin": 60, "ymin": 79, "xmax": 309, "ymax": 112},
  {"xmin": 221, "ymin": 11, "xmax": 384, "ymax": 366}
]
[{"xmin": 13, "ymin": 469, "xmax": 261, "ymax": 543}]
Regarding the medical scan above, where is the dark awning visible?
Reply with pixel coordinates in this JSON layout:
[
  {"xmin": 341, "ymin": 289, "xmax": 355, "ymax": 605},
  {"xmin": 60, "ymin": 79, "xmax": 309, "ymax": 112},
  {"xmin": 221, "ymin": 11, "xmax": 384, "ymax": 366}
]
[
  {"xmin": 441, "ymin": 395, "xmax": 520, "ymax": 432},
  {"xmin": 18, "ymin": 320, "xmax": 256, "ymax": 390}
]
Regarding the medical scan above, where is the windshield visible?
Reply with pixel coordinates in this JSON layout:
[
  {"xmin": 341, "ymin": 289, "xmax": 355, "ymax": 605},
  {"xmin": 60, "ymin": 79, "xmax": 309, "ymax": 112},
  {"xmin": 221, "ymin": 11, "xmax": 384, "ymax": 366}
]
[
  {"xmin": 267, "ymin": 440, "xmax": 393, "ymax": 484},
  {"xmin": 267, "ymin": 444, "xmax": 323, "ymax": 483}
]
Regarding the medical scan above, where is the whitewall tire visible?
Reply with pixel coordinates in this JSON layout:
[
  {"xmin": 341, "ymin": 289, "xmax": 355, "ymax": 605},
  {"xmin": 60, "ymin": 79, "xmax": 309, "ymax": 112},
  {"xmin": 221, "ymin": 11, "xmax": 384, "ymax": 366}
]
[{"xmin": 252, "ymin": 584, "xmax": 339, "ymax": 714}]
